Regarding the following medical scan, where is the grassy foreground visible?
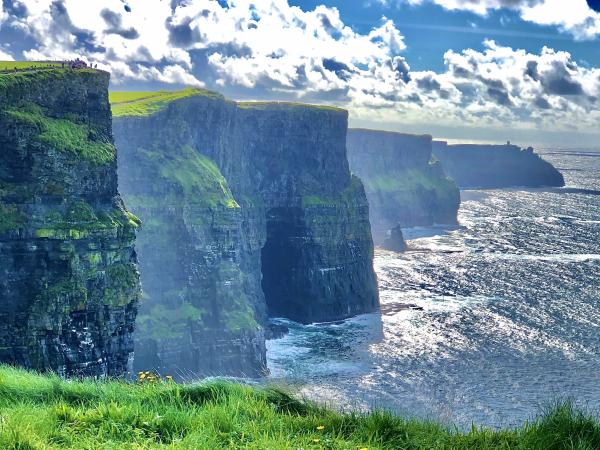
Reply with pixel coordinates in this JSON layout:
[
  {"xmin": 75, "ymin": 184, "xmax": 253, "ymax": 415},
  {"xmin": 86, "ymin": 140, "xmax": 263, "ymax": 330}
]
[{"xmin": 0, "ymin": 366, "xmax": 598, "ymax": 449}]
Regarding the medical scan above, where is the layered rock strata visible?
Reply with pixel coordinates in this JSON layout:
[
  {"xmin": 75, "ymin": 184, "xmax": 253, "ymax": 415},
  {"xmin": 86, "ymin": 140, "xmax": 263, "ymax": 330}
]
[
  {"xmin": 432, "ymin": 141, "xmax": 565, "ymax": 188},
  {"xmin": 0, "ymin": 69, "xmax": 141, "ymax": 377},
  {"xmin": 347, "ymin": 129, "xmax": 460, "ymax": 247}
]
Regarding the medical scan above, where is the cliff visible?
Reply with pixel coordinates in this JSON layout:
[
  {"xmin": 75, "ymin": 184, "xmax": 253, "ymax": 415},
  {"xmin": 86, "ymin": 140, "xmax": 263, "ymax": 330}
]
[
  {"xmin": 0, "ymin": 69, "xmax": 141, "ymax": 377},
  {"xmin": 236, "ymin": 104, "xmax": 378, "ymax": 324},
  {"xmin": 432, "ymin": 141, "xmax": 565, "ymax": 188},
  {"xmin": 112, "ymin": 93, "xmax": 379, "ymax": 378},
  {"xmin": 347, "ymin": 129, "xmax": 460, "ymax": 246}
]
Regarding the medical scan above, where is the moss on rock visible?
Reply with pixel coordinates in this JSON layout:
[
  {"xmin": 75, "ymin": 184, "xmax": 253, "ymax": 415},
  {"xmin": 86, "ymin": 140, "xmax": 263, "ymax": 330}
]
[
  {"xmin": 137, "ymin": 301, "xmax": 206, "ymax": 341},
  {"xmin": 0, "ymin": 204, "xmax": 25, "ymax": 233},
  {"xmin": 32, "ymin": 201, "xmax": 139, "ymax": 240},
  {"xmin": 5, "ymin": 104, "xmax": 115, "ymax": 165},
  {"xmin": 364, "ymin": 164, "xmax": 457, "ymax": 203},
  {"xmin": 0, "ymin": 67, "xmax": 141, "ymax": 377},
  {"xmin": 103, "ymin": 263, "xmax": 141, "ymax": 308}
]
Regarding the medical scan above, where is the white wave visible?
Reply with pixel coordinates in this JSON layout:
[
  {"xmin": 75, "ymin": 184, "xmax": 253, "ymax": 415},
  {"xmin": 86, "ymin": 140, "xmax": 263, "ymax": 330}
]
[{"xmin": 492, "ymin": 253, "xmax": 600, "ymax": 263}]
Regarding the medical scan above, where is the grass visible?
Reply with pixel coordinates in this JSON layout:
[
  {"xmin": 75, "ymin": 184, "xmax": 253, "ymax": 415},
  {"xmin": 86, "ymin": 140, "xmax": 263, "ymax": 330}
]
[
  {"xmin": 0, "ymin": 60, "xmax": 62, "ymax": 71},
  {"xmin": 109, "ymin": 88, "xmax": 346, "ymax": 117},
  {"xmin": 237, "ymin": 101, "xmax": 346, "ymax": 113},
  {"xmin": 0, "ymin": 67, "xmax": 98, "ymax": 92},
  {"xmin": 32, "ymin": 200, "xmax": 140, "ymax": 241},
  {"xmin": 0, "ymin": 365, "xmax": 598, "ymax": 449},
  {"xmin": 363, "ymin": 166, "xmax": 457, "ymax": 200},
  {"xmin": 110, "ymin": 89, "xmax": 223, "ymax": 117},
  {"xmin": 5, "ymin": 104, "xmax": 115, "ymax": 165}
]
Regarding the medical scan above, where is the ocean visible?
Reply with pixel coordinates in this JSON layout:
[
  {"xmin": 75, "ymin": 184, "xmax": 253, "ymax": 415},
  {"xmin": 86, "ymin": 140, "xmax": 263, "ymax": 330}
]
[{"xmin": 266, "ymin": 149, "xmax": 600, "ymax": 429}]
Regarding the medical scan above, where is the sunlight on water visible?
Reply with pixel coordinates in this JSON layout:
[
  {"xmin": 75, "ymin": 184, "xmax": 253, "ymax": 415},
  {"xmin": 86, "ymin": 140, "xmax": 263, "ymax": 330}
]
[{"xmin": 266, "ymin": 150, "xmax": 600, "ymax": 429}]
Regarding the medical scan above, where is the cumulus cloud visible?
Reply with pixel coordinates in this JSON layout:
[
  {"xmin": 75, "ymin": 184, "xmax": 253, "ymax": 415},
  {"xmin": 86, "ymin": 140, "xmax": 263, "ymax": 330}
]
[
  {"xmin": 1, "ymin": 0, "xmax": 599, "ymax": 135},
  {"xmin": 7, "ymin": 0, "xmax": 198, "ymax": 85},
  {"xmin": 380, "ymin": 0, "xmax": 600, "ymax": 39},
  {"xmin": 0, "ymin": 48, "xmax": 13, "ymax": 60},
  {"xmin": 376, "ymin": 40, "xmax": 600, "ymax": 131}
]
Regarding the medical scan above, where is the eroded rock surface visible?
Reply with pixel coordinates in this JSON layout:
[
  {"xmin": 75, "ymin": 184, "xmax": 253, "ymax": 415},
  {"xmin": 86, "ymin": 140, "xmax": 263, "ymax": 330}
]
[
  {"xmin": 433, "ymin": 141, "xmax": 565, "ymax": 188},
  {"xmin": 347, "ymin": 129, "xmax": 460, "ymax": 248},
  {"xmin": 0, "ymin": 69, "xmax": 141, "ymax": 377},
  {"xmin": 113, "ymin": 94, "xmax": 379, "ymax": 377}
]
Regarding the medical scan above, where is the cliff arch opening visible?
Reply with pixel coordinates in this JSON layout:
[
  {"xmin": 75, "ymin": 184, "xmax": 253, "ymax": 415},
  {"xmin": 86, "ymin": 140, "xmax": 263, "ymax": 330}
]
[{"xmin": 261, "ymin": 206, "xmax": 314, "ymax": 323}]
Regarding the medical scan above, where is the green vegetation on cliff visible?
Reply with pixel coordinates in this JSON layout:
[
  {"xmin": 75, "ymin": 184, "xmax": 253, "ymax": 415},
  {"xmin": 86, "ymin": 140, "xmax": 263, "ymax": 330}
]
[
  {"xmin": 0, "ymin": 61, "xmax": 62, "ymax": 70},
  {"xmin": 5, "ymin": 104, "xmax": 115, "ymax": 165},
  {"xmin": 237, "ymin": 100, "xmax": 346, "ymax": 113},
  {"xmin": 143, "ymin": 145, "xmax": 240, "ymax": 210},
  {"xmin": 363, "ymin": 165, "xmax": 457, "ymax": 201},
  {"xmin": 0, "ymin": 204, "xmax": 25, "ymax": 233},
  {"xmin": 109, "ymin": 88, "xmax": 345, "ymax": 117},
  {"xmin": 0, "ymin": 67, "xmax": 97, "ymax": 92},
  {"xmin": 110, "ymin": 88, "xmax": 223, "ymax": 117},
  {"xmin": 302, "ymin": 175, "xmax": 364, "ymax": 208},
  {"xmin": 137, "ymin": 301, "xmax": 206, "ymax": 341},
  {"xmin": 103, "ymin": 263, "xmax": 142, "ymax": 307},
  {"xmin": 33, "ymin": 201, "xmax": 140, "ymax": 240},
  {"xmin": 0, "ymin": 366, "xmax": 598, "ymax": 449}
]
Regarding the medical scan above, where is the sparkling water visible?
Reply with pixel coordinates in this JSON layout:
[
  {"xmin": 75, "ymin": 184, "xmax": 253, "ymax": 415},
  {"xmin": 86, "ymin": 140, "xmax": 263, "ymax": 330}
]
[{"xmin": 266, "ymin": 149, "xmax": 600, "ymax": 429}]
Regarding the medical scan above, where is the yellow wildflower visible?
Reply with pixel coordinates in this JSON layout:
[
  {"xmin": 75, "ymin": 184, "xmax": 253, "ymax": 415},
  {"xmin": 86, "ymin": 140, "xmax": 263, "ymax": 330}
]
[
  {"xmin": 316, "ymin": 425, "xmax": 325, "ymax": 431},
  {"xmin": 313, "ymin": 438, "xmax": 321, "ymax": 443}
]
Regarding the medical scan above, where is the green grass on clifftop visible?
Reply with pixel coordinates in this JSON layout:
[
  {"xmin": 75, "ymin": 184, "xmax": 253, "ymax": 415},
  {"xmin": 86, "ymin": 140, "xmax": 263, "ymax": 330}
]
[
  {"xmin": 0, "ymin": 61, "xmax": 62, "ymax": 71},
  {"xmin": 0, "ymin": 366, "xmax": 599, "ymax": 449},
  {"xmin": 110, "ymin": 88, "xmax": 223, "ymax": 117},
  {"xmin": 109, "ymin": 89, "xmax": 346, "ymax": 116}
]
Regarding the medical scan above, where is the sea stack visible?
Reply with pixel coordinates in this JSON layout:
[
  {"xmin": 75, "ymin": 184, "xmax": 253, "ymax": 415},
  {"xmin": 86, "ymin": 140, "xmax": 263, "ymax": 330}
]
[{"xmin": 0, "ymin": 68, "xmax": 141, "ymax": 377}]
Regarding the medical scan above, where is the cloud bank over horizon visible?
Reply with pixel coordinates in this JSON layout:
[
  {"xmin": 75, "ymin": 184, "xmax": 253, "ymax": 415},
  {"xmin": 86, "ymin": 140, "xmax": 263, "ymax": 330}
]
[
  {"xmin": 376, "ymin": 0, "xmax": 600, "ymax": 40},
  {"xmin": 0, "ymin": 0, "xmax": 599, "ymax": 146}
]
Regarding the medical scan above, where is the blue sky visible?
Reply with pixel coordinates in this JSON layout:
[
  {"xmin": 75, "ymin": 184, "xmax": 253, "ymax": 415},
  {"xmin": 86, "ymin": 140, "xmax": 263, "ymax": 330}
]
[
  {"xmin": 294, "ymin": 1, "xmax": 599, "ymax": 71},
  {"xmin": 1, "ymin": 0, "xmax": 600, "ymax": 147}
]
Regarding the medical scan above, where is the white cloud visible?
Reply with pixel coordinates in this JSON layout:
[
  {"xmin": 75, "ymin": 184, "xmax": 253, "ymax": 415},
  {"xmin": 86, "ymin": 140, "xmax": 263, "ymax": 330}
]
[
  {"xmin": 0, "ymin": 49, "xmax": 14, "ymax": 60},
  {"xmin": 379, "ymin": 0, "xmax": 600, "ymax": 40},
  {"xmin": 3, "ymin": 0, "xmax": 600, "ymax": 137},
  {"xmin": 13, "ymin": 0, "xmax": 200, "ymax": 85}
]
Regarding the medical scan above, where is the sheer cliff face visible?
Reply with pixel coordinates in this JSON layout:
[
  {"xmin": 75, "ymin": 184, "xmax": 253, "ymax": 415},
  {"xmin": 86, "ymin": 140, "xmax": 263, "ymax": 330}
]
[
  {"xmin": 237, "ymin": 105, "xmax": 379, "ymax": 324},
  {"xmin": 113, "ymin": 96, "xmax": 379, "ymax": 376},
  {"xmin": 433, "ymin": 142, "xmax": 565, "ymax": 188},
  {"xmin": 347, "ymin": 129, "xmax": 460, "ymax": 245},
  {"xmin": 0, "ymin": 70, "xmax": 141, "ymax": 377},
  {"xmin": 114, "ymin": 95, "xmax": 268, "ymax": 378}
]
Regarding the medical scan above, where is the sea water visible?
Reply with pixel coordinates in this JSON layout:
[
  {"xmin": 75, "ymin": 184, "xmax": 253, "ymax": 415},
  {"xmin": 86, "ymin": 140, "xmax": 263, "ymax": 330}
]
[{"xmin": 266, "ymin": 149, "xmax": 600, "ymax": 429}]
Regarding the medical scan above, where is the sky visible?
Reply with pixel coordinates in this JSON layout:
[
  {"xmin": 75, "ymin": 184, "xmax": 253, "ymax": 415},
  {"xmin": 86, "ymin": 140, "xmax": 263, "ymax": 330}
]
[{"xmin": 1, "ymin": 0, "xmax": 600, "ymax": 147}]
